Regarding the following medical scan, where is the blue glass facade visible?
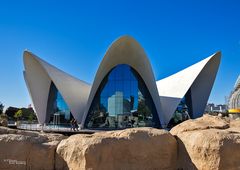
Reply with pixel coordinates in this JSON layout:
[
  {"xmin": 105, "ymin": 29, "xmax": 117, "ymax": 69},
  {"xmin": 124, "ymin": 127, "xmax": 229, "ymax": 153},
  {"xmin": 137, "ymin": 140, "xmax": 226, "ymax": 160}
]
[
  {"xmin": 167, "ymin": 89, "xmax": 192, "ymax": 128},
  {"xmin": 46, "ymin": 82, "xmax": 73, "ymax": 124},
  {"xmin": 85, "ymin": 64, "xmax": 160, "ymax": 129}
]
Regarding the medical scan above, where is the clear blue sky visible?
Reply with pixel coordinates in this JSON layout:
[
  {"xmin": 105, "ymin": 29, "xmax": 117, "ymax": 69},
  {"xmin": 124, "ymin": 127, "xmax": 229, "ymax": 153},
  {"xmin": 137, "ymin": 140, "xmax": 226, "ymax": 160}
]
[{"xmin": 0, "ymin": 0, "xmax": 239, "ymax": 109}]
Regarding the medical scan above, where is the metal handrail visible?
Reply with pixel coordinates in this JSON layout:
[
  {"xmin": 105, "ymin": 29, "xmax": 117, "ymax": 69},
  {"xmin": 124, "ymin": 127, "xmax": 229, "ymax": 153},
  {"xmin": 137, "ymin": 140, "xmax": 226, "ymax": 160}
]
[{"xmin": 17, "ymin": 122, "xmax": 79, "ymax": 132}]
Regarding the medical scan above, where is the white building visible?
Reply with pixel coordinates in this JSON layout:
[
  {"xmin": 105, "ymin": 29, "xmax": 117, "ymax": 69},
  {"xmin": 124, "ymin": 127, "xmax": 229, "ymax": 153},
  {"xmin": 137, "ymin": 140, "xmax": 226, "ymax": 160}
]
[{"xmin": 23, "ymin": 36, "xmax": 221, "ymax": 129}]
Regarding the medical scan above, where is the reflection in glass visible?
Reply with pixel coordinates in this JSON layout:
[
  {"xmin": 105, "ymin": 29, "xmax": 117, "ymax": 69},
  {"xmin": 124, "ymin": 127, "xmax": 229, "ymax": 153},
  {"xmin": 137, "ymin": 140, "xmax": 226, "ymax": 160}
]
[
  {"xmin": 85, "ymin": 64, "xmax": 160, "ymax": 129},
  {"xmin": 46, "ymin": 82, "xmax": 73, "ymax": 124},
  {"xmin": 167, "ymin": 89, "xmax": 192, "ymax": 128}
]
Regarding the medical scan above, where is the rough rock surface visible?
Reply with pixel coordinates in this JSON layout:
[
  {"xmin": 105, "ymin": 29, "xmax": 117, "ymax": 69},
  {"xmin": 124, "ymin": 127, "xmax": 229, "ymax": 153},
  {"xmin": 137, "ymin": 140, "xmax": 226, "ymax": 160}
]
[
  {"xmin": 57, "ymin": 127, "xmax": 177, "ymax": 170},
  {"xmin": 0, "ymin": 126, "xmax": 67, "ymax": 170},
  {"xmin": 170, "ymin": 115, "xmax": 230, "ymax": 135},
  {"xmin": 0, "ymin": 119, "xmax": 8, "ymax": 127},
  {"xmin": 170, "ymin": 115, "xmax": 240, "ymax": 170}
]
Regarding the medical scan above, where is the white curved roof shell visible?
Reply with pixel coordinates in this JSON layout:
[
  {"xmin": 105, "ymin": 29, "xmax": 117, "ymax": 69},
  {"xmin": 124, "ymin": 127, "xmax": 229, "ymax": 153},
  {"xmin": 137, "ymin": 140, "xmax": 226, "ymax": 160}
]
[
  {"xmin": 81, "ymin": 36, "xmax": 163, "ymax": 126},
  {"xmin": 157, "ymin": 52, "xmax": 221, "ymax": 125},
  {"xmin": 24, "ymin": 51, "xmax": 91, "ymax": 123},
  {"xmin": 23, "ymin": 36, "xmax": 221, "ymax": 128}
]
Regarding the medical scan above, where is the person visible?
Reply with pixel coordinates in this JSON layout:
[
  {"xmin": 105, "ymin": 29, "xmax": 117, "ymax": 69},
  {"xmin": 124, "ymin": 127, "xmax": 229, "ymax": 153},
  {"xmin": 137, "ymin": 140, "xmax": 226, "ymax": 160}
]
[
  {"xmin": 74, "ymin": 119, "xmax": 79, "ymax": 131},
  {"xmin": 70, "ymin": 119, "xmax": 75, "ymax": 131},
  {"xmin": 130, "ymin": 119, "xmax": 135, "ymax": 127}
]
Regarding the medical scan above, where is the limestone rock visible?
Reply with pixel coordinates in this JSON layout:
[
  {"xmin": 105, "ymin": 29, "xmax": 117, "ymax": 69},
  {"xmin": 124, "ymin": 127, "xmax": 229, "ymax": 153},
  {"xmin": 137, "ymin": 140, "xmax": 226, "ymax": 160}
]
[
  {"xmin": 57, "ymin": 127, "xmax": 177, "ymax": 170},
  {"xmin": 170, "ymin": 115, "xmax": 240, "ymax": 170},
  {"xmin": 170, "ymin": 114, "xmax": 229, "ymax": 135},
  {"xmin": 227, "ymin": 119, "xmax": 240, "ymax": 133},
  {"xmin": 0, "ymin": 127, "xmax": 67, "ymax": 170},
  {"xmin": 230, "ymin": 119, "xmax": 240, "ymax": 128}
]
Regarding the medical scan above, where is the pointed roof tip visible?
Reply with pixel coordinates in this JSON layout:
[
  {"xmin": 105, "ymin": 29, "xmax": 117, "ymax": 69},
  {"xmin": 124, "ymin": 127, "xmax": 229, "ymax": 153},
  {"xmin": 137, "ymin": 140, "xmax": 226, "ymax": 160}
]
[
  {"xmin": 23, "ymin": 49, "xmax": 32, "ymax": 55},
  {"xmin": 24, "ymin": 50, "xmax": 40, "ymax": 59},
  {"xmin": 114, "ymin": 35, "xmax": 138, "ymax": 44},
  {"xmin": 109, "ymin": 35, "xmax": 144, "ymax": 52},
  {"xmin": 209, "ymin": 51, "xmax": 221, "ymax": 61},
  {"xmin": 104, "ymin": 35, "xmax": 142, "ymax": 55},
  {"xmin": 23, "ymin": 50, "xmax": 40, "ymax": 63},
  {"xmin": 118, "ymin": 34, "xmax": 134, "ymax": 39},
  {"xmin": 23, "ymin": 50, "xmax": 32, "ymax": 57},
  {"xmin": 23, "ymin": 50, "xmax": 31, "ymax": 59},
  {"xmin": 202, "ymin": 51, "xmax": 221, "ymax": 62},
  {"xmin": 214, "ymin": 51, "xmax": 221, "ymax": 57}
]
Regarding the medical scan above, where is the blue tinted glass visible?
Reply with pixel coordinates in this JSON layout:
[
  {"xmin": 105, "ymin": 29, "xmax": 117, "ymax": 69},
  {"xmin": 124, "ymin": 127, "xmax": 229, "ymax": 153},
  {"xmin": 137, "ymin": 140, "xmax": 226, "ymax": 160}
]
[
  {"xmin": 47, "ymin": 83, "xmax": 73, "ymax": 124},
  {"xmin": 85, "ymin": 64, "xmax": 160, "ymax": 129},
  {"xmin": 56, "ymin": 92, "xmax": 71, "ymax": 120},
  {"xmin": 168, "ymin": 90, "xmax": 192, "ymax": 128},
  {"xmin": 124, "ymin": 81, "xmax": 131, "ymax": 99},
  {"xmin": 56, "ymin": 92, "xmax": 68, "ymax": 111}
]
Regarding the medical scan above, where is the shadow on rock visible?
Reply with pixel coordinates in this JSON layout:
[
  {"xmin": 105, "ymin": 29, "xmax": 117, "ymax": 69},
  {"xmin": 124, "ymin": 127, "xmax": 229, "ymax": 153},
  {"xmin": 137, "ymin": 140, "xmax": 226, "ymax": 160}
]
[{"xmin": 174, "ymin": 136, "xmax": 197, "ymax": 170}]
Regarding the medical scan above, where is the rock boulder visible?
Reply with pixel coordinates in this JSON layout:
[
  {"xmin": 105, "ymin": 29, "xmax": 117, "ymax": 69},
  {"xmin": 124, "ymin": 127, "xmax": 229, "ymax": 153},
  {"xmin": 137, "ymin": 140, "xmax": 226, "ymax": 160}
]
[
  {"xmin": 0, "ymin": 126, "xmax": 67, "ymax": 170},
  {"xmin": 171, "ymin": 115, "xmax": 240, "ymax": 170},
  {"xmin": 57, "ymin": 127, "xmax": 177, "ymax": 170}
]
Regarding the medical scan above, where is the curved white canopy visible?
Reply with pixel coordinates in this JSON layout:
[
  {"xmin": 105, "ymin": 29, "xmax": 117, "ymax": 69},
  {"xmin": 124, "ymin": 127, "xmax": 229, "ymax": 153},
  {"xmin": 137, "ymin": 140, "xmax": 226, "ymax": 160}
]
[
  {"xmin": 156, "ymin": 52, "xmax": 221, "ymax": 126},
  {"xmin": 24, "ymin": 51, "xmax": 91, "ymax": 123}
]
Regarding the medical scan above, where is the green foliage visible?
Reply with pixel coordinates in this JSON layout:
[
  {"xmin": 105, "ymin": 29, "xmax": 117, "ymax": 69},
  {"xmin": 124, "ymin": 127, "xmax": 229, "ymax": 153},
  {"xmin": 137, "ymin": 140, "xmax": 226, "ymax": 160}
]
[
  {"xmin": 6, "ymin": 106, "xmax": 37, "ymax": 121},
  {"xmin": 14, "ymin": 109, "xmax": 23, "ymax": 121},
  {"xmin": 5, "ymin": 107, "xmax": 18, "ymax": 118},
  {"xmin": 21, "ymin": 108, "xmax": 33, "ymax": 118},
  {"xmin": 28, "ymin": 113, "xmax": 34, "ymax": 123}
]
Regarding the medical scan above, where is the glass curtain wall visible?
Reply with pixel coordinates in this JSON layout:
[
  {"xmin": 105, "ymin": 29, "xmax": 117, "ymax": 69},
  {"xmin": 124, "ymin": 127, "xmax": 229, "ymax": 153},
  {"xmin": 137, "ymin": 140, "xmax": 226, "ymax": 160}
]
[
  {"xmin": 46, "ymin": 82, "xmax": 73, "ymax": 124},
  {"xmin": 85, "ymin": 64, "xmax": 160, "ymax": 129},
  {"xmin": 167, "ymin": 89, "xmax": 192, "ymax": 128}
]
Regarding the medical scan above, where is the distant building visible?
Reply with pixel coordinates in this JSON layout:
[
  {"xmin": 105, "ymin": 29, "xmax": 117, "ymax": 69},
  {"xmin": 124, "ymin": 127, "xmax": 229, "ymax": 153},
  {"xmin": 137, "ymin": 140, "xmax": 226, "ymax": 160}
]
[
  {"xmin": 108, "ymin": 91, "xmax": 124, "ymax": 116},
  {"xmin": 205, "ymin": 103, "xmax": 227, "ymax": 112},
  {"xmin": 228, "ymin": 75, "xmax": 240, "ymax": 113}
]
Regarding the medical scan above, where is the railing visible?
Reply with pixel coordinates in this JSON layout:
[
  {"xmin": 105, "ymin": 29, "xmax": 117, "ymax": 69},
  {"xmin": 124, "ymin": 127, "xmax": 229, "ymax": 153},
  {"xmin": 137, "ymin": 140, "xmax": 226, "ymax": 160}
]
[
  {"xmin": 14, "ymin": 121, "xmax": 171, "ymax": 132},
  {"xmin": 17, "ymin": 122, "xmax": 80, "ymax": 132}
]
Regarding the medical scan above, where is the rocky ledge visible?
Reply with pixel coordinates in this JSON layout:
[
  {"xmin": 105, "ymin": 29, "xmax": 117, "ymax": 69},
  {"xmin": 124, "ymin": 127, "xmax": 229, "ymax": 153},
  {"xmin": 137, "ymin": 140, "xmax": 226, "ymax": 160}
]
[{"xmin": 0, "ymin": 115, "xmax": 239, "ymax": 170}]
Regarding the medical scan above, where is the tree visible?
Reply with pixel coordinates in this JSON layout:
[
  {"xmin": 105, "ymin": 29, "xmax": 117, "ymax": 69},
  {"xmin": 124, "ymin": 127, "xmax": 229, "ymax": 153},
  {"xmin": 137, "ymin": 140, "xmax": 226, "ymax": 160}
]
[
  {"xmin": 5, "ymin": 107, "xmax": 19, "ymax": 119},
  {"xmin": 21, "ymin": 107, "xmax": 36, "ymax": 120},
  {"xmin": 28, "ymin": 113, "xmax": 34, "ymax": 123},
  {"xmin": 0, "ymin": 102, "xmax": 4, "ymax": 114},
  {"xmin": 5, "ymin": 106, "xmax": 37, "ymax": 121},
  {"xmin": 14, "ymin": 110, "xmax": 23, "ymax": 121}
]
